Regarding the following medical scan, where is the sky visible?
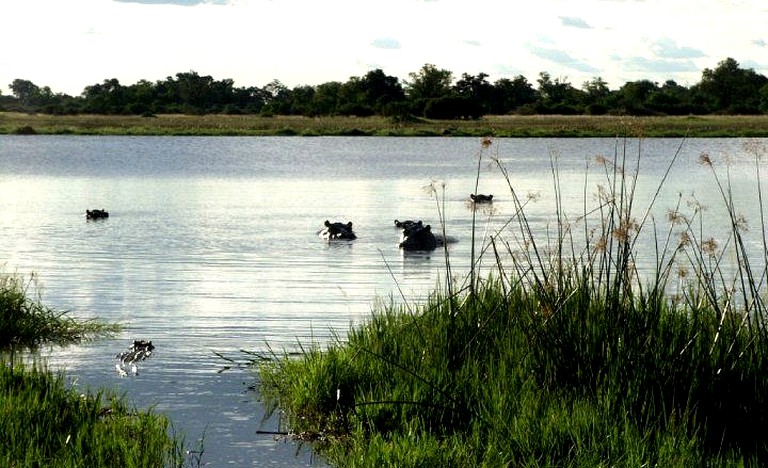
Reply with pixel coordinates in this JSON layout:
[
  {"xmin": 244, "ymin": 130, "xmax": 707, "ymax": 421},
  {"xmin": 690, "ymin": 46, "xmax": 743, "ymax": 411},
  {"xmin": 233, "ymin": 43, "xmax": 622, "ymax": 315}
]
[{"xmin": 1, "ymin": 0, "xmax": 767, "ymax": 97}]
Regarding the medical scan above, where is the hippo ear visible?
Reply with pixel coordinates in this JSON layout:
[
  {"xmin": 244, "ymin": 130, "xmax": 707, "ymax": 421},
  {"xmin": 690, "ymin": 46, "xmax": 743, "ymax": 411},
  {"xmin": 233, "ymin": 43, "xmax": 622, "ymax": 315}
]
[
  {"xmin": 425, "ymin": 225, "xmax": 431, "ymax": 231},
  {"xmin": 417, "ymin": 220, "xmax": 423, "ymax": 226},
  {"xmin": 325, "ymin": 220, "xmax": 331, "ymax": 227},
  {"xmin": 347, "ymin": 222, "xmax": 353, "ymax": 228}
]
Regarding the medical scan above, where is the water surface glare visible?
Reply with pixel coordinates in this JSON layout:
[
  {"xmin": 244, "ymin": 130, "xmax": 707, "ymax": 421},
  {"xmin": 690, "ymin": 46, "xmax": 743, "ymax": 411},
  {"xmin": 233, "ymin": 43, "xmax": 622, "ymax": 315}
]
[{"xmin": 1, "ymin": 135, "xmax": 766, "ymax": 465}]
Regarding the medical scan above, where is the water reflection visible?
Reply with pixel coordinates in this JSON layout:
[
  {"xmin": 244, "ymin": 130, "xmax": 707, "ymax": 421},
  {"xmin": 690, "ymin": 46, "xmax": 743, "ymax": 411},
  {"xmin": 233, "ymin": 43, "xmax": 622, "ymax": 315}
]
[{"xmin": 1, "ymin": 136, "xmax": 766, "ymax": 465}]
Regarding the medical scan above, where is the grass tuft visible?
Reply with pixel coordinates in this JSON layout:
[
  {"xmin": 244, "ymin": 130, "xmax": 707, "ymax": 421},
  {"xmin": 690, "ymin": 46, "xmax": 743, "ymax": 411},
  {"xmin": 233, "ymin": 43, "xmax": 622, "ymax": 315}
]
[{"xmin": 1, "ymin": 271, "xmax": 120, "ymax": 352}]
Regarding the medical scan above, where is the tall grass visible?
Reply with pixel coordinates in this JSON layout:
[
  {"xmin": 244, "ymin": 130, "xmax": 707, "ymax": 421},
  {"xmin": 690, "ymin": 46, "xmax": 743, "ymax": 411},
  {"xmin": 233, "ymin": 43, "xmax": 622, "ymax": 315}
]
[
  {"xmin": 1, "ymin": 270, "xmax": 193, "ymax": 466},
  {"xmin": 1, "ymin": 270, "xmax": 119, "ymax": 352},
  {"xmin": 1, "ymin": 361, "xmax": 188, "ymax": 467},
  {"xmin": 258, "ymin": 136, "xmax": 768, "ymax": 466}
]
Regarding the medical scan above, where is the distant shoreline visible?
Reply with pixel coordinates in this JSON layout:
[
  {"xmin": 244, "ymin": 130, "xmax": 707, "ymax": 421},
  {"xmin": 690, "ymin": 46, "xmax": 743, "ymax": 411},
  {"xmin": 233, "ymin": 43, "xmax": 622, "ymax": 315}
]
[{"xmin": 2, "ymin": 112, "xmax": 768, "ymax": 137}]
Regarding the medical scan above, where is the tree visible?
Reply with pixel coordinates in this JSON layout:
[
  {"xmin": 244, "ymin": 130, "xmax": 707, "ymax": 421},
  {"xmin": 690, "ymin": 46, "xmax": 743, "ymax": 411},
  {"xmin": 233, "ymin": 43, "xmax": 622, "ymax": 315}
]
[
  {"xmin": 9, "ymin": 79, "xmax": 42, "ymax": 106},
  {"xmin": 262, "ymin": 80, "xmax": 292, "ymax": 115},
  {"xmin": 536, "ymin": 72, "xmax": 583, "ymax": 113},
  {"xmin": 360, "ymin": 69, "xmax": 405, "ymax": 111},
  {"xmin": 82, "ymin": 78, "xmax": 127, "ymax": 113},
  {"xmin": 581, "ymin": 77, "xmax": 612, "ymax": 114},
  {"xmin": 454, "ymin": 73, "xmax": 494, "ymax": 115},
  {"xmin": 424, "ymin": 95, "xmax": 482, "ymax": 120},
  {"xmin": 173, "ymin": 71, "xmax": 216, "ymax": 113},
  {"xmin": 694, "ymin": 57, "xmax": 768, "ymax": 114},
  {"xmin": 405, "ymin": 64, "xmax": 453, "ymax": 114},
  {"xmin": 311, "ymin": 81, "xmax": 342, "ymax": 115},
  {"xmin": 490, "ymin": 76, "xmax": 537, "ymax": 114},
  {"xmin": 614, "ymin": 80, "xmax": 660, "ymax": 115}
]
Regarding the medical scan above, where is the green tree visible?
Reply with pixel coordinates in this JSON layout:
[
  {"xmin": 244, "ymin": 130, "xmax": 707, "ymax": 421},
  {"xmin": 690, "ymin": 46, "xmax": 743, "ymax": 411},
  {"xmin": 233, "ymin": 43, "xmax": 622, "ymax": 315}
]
[
  {"xmin": 693, "ymin": 57, "xmax": 767, "ymax": 114},
  {"xmin": 405, "ymin": 64, "xmax": 453, "ymax": 115},
  {"xmin": 359, "ymin": 69, "xmax": 405, "ymax": 113},
  {"xmin": 337, "ymin": 77, "xmax": 373, "ymax": 116},
  {"xmin": 9, "ymin": 79, "xmax": 42, "ymax": 106},
  {"xmin": 310, "ymin": 81, "xmax": 342, "ymax": 115},
  {"xmin": 262, "ymin": 80, "xmax": 292, "ymax": 115},
  {"xmin": 173, "ymin": 71, "xmax": 216, "ymax": 113},
  {"xmin": 614, "ymin": 80, "xmax": 660, "ymax": 115},
  {"xmin": 647, "ymin": 80, "xmax": 696, "ymax": 115},
  {"xmin": 581, "ymin": 77, "xmax": 612, "ymax": 114},
  {"xmin": 536, "ymin": 72, "xmax": 583, "ymax": 113},
  {"xmin": 454, "ymin": 72, "xmax": 494, "ymax": 115},
  {"xmin": 82, "ymin": 78, "xmax": 127, "ymax": 114},
  {"xmin": 490, "ymin": 76, "xmax": 537, "ymax": 114}
]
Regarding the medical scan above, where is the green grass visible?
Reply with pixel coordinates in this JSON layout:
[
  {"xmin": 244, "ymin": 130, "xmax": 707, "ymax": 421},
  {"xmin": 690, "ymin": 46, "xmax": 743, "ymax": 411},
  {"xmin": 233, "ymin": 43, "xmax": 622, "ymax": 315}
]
[
  {"xmin": 3, "ymin": 112, "xmax": 768, "ymax": 137},
  {"xmin": 1, "ymin": 271, "xmax": 119, "ymax": 351},
  {"xmin": 1, "ymin": 270, "xmax": 192, "ymax": 467},
  {"xmin": 258, "ymin": 137, "xmax": 768, "ymax": 466},
  {"xmin": 1, "ymin": 362, "xmax": 187, "ymax": 467}
]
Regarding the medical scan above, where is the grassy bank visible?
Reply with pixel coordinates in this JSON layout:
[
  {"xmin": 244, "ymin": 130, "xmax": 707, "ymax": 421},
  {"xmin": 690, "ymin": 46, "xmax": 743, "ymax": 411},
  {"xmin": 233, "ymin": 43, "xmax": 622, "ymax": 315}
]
[
  {"xmin": 3, "ymin": 112, "xmax": 768, "ymax": 137},
  {"xmin": 1, "ymin": 271, "xmax": 189, "ymax": 467},
  {"xmin": 258, "ymin": 138, "xmax": 768, "ymax": 466}
]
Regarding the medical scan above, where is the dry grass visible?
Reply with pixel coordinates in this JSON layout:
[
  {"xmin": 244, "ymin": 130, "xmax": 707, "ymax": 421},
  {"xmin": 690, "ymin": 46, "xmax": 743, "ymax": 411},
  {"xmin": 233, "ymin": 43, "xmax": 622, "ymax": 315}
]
[{"xmin": 2, "ymin": 112, "xmax": 768, "ymax": 137}]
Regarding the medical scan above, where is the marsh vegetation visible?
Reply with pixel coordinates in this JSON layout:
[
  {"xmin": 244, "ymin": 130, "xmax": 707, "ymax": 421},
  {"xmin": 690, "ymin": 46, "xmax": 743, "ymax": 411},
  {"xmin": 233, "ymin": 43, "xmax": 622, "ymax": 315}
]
[
  {"xmin": 1, "ymin": 271, "xmax": 190, "ymax": 467},
  {"xmin": 258, "ymin": 137, "xmax": 768, "ymax": 466},
  {"xmin": 3, "ymin": 112, "xmax": 768, "ymax": 137}
]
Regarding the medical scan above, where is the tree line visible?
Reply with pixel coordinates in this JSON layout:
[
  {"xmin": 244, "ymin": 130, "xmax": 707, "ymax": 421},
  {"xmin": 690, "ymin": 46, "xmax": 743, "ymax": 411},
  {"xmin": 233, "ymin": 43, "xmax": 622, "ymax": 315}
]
[{"xmin": 2, "ymin": 57, "xmax": 767, "ymax": 119}]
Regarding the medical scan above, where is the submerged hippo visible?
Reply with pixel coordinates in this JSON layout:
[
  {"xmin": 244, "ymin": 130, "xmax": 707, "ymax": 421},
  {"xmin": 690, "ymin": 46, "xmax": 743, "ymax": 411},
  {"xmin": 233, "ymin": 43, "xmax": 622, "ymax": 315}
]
[
  {"xmin": 115, "ymin": 340, "xmax": 155, "ymax": 376},
  {"xmin": 86, "ymin": 209, "xmax": 109, "ymax": 220},
  {"xmin": 320, "ymin": 220, "xmax": 357, "ymax": 241},
  {"xmin": 397, "ymin": 219, "xmax": 459, "ymax": 252},
  {"xmin": 469, "ymin": 194, "xmax": 493, "ymax": 203},
  {"xmin": 399, "ymin": 222, "xmax": 438, "ymax": 251}
]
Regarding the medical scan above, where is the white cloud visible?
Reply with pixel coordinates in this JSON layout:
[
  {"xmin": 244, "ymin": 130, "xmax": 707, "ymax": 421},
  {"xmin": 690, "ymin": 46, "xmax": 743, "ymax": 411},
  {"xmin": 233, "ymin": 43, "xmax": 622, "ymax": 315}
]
[{"xmin": 1, "ymin": 0, "xmax": 766, "ymax": 96}]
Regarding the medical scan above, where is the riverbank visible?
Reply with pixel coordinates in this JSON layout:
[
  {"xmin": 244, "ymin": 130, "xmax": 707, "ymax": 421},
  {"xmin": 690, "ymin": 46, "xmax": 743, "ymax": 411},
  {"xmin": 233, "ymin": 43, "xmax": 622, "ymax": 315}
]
[
  {"xmin": 2, "ymin": 112, "xmax": 768, "ymax": 137},
  {"xmin": 257, "ymin": 138, "xmax": 768, "ymax": 466},
  {"xmin": 1, "ymin": 271, "xmax": 188, "ymax": 467}
]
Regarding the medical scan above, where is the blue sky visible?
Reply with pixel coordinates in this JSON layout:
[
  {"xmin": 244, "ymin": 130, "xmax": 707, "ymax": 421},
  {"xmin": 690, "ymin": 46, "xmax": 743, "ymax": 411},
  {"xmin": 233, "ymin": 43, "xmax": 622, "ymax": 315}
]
[{"xmin": 1, "ymin": 0, "xmax": 766, "ymax": 96}]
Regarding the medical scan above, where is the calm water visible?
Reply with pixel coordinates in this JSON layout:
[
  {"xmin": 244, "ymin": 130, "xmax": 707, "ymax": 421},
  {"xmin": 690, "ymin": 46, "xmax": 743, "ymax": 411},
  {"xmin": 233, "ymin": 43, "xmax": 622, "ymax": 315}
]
[{"xmin": 1, "ymin": 135, "xmax": 765, "ymax": 466}]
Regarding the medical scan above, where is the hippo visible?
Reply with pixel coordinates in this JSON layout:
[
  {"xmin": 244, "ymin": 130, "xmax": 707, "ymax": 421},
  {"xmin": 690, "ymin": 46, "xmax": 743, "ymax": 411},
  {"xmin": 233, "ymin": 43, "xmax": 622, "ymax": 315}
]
[
  {"xmin": 320, "ymin": 220, "xmax": 357, "ymax": 241},
  {"xmin": 115, "ymin": 339, "xmax": 155, "ymax": 376},
  {"xmin": 86, "ymin": 209, "xmax": 109, "ymax": 220},
  {"xmin": 399, "ymin": 221, "xmax": 438, "ymax": 251},
  {"xmin": 470, "ymin": 194, "xmax": 493, "ymax": 203}
]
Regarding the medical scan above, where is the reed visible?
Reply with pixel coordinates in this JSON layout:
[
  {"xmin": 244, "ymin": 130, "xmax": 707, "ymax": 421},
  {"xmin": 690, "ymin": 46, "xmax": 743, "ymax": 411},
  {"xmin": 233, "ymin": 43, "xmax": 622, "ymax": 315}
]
[
  {"xmin": 1, "ymin": 270, "xmax": 193, "ymax": 467},
  {"xmin": 257, "ymin": 136, "xmax": 768, "ymax": 466},
  {"xmin": 0, "ymin": 361, "xmax": 189, "ymax": 467},
  {"xmin": 1, "ymin": 270, "xmax": 119, "ymax": 352}
]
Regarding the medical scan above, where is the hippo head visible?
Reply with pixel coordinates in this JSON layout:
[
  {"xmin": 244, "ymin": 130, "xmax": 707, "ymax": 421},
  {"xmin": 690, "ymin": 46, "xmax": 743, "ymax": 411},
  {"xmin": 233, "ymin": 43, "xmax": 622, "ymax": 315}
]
[
  {"xmin": 322, "ymin": 220, "xmax": 357, "ymax": 240},
  {"xmin": 394, "ymin": 219, "xmax": 422, "ymax": 231}
]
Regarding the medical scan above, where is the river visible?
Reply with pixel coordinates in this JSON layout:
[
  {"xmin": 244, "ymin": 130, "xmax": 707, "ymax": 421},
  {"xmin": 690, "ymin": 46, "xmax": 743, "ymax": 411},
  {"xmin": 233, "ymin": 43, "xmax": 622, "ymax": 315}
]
[{"xmin": 1, "ymin": 135, "xmax": 765, "ymax": 466}]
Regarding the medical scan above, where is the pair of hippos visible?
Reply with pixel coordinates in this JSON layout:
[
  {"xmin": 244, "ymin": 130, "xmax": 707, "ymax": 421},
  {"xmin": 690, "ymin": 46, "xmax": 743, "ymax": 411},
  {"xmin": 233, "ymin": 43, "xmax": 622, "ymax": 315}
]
[
  {"xmin": 320, "ymin": 219, "xmax": 458, "ymax": 252},
  {"xmin": 86, "ymin": 209, "xmax": 109, "ymax": 220},
  {"xmin": 470, "ymin": 193, "xmax": 493, "ymax": 203}
]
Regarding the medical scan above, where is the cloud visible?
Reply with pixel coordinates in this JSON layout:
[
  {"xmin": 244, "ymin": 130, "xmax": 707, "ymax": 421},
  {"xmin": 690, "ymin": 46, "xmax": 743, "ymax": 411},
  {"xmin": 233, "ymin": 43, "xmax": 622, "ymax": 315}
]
[
  {"xmin": 615, "ymin": 55, "xmax": 700, "ymax": 74},
  {"xmin": 528, "ymin": 45, "xmax": 599, "ymax": 73},
  {"xmin": 752, "ymin": 39, "xmax": 767, "ymax": 47},
  {"xmin": 650, "ymin": 38, "xmax": 705, "ymax": 59},
  {"xmin": 112, "ymin": 0, "xmax": 230, "ymax": 5},
  {"xmin": 371, "ymin": 38, "xmax": 401, "ymax": 50},
  {"xmin": 463, "ymin": 40, "xmax": 482, "ymax": 47},
  {"xmin": 559, "ymin": 16, "xmax": 592, "ymax": 29}
]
